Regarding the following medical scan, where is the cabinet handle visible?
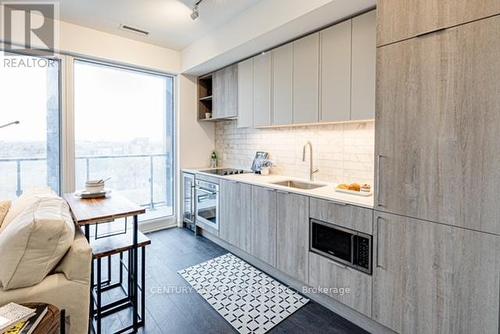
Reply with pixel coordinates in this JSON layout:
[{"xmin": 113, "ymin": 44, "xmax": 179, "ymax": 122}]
[
  {"xmin": 376, "ymin": 154, "xmax": 385, "ymax": 207},
  {"xmin": 415, "ymin": 27, "xmax": 447, "ymax": 38},
  {"xmin": 326, "ymin": 258, "xmax": 349, "ymax": 270},
  {"xmin": 376, "ymin": 216, "xmax": 385, "ymax": 270}
]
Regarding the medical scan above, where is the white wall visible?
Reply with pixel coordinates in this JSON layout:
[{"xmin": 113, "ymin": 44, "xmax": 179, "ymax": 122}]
[
  {"xmin": 59, "ymin": 19, "xmax": 181, "ymax": 74},
  {"xmin": 3, "ymin": 13, "xmax": 181, "ymax": 73},
  {"xmin": 178, "ymin": 74, "xmax": 215, "ymax": 169}
]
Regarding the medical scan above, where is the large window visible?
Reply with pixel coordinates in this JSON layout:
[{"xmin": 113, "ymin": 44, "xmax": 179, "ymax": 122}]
[
  {"xmin": 0, "ymin": 53, "xmax": 60, "ymax": 199},
  {"xmin": 74, "ymin": 60, "xmax": 174, "ymax": 222}
]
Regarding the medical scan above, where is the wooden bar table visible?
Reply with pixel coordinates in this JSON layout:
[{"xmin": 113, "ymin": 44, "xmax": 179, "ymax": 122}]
[{"xmin": 63, "ymin": 193, "xmax": 145, "ymax": 333}]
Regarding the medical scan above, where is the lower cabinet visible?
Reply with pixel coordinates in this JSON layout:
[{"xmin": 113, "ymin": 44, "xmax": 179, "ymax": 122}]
[
  {"xmin": 308, "ymin": 252, "xmax": 372, "ymax": 317},
  {"xmin": 373, "ymin": 211, "xmax": 500, "ymax": 334},
  {"xmin": 276, "ymin": 192, "xmax": 310, "ymax": 283},
  {"xmin": 219, "ymin": 180, "xmax": 252, "ymax": 252},
  {"xmin": 250, "ymin": 186, "xmax": 277, "ymax": 266}
]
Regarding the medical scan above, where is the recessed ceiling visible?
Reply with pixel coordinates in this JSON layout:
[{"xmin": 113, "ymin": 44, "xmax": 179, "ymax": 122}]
[{"xmin": 58, "ymin": 0, "xmax": 262, "ymax": 50}]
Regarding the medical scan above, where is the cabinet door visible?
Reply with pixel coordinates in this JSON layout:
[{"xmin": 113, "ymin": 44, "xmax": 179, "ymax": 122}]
[
  {"xmin": 237, "ymin": 58, "xmax": 253, "ymax": 128},
  {"xmin": 223, "ymin": 65, "xmax": 238, "ymax": 118},
  {"xmin": 250, "ymin": 186, "xmax": 277, "ymax": 265},
  {"xmin": 293, "ymin": 33, "xmax": 319, "ymax": 124},
  {"xmin": 309, "ymin": 198, "xmax": 373, "ymax": 235},
  {"xmin": 320, "ymin": 20, "xmax": 351, "ymax": 122},
  {"xmin": 373, "ymin": 212, "xmax": 500, "ymax": 333},
  {"xmin": 272, "ymin": 44, "xmax": 293, "ymax": 125},
  {"xmin": 212, "ymin": 69, "xmax": 225, "ymax": 119},
  {"xmin": 351, "ymin": 10, "xmax": 375, "ymax": 121},
  {"xmin": 377, "ymin": 0, "xmax": 500, "ymax": 46},
  {"xmin": 308, "ymin": 252, "xmax": 371, "ymax": 317},
  {"xmin": 276, "ymin": 192, "xmax": 309, "ymax": 282},
  {"xmin": 376, "ymin": 16, "xmax": 500, "ymax": 235},
  {"xmin": 212, "ymin": 65, "xmax": 238, "ymax": 119},
  {"xmin": 253, "ymin": 53, "xmax": 272, "ymax": 127},
  {"xmin": 219, "ymin": 180, "xmax": 252, "ymax": 252}
]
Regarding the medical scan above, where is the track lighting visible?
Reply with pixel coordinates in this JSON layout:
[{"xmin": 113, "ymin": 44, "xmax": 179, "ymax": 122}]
[{"xmin": 191, "ymin": 0, "xmax": 203, "ymax": 20}]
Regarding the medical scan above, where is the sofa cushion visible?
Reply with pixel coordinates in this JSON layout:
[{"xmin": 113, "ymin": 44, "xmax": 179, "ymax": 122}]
[
  {"xmin": 0, "ymin": 200, "xmax": 11, "ymax": 228},
  {"xmin": 0, "ymin": 194, "xmax": 75, "ymax": 290},
  {"xmin": 0, "ymin": 188, "xmax": 57, "ymax": 233}
]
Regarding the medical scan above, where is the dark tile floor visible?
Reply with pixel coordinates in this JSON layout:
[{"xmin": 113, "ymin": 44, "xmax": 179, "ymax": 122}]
[{"xmin": 100, "ymin": 227, "xmax": 368, "ymax": 334}]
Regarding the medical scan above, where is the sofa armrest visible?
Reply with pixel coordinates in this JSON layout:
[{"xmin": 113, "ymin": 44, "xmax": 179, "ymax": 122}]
[{"xmin": 54, "ymin": 227, "xmax": 92, "ymax": 284}]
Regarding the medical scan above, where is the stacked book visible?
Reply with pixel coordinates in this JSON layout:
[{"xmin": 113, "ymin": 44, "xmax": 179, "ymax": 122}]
[{"xmin": 0, "ymin": 303, "xmax": 48, "ymax": 334}]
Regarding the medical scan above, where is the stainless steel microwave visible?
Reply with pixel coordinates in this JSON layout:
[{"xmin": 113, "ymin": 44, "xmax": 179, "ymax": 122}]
[{"xmin": 310, "ymin": 219, "xmax": 372, "ymax": 274}]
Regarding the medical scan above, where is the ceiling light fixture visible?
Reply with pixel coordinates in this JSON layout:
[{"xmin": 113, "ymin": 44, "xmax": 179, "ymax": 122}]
[{"xmin": 191, "ymin": 0, "xmax": 203, "ymax": 20}]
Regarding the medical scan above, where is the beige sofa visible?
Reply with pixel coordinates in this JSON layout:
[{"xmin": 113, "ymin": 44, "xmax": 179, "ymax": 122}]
[{"xmin": 0, "ymin": 191, "xmax": 92, "ymax": 334}]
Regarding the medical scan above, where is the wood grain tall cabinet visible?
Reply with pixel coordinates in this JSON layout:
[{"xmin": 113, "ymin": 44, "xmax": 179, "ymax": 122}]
[{"xmin": 375, "ymin": 3, "xmax": 500, "ymax": 333}]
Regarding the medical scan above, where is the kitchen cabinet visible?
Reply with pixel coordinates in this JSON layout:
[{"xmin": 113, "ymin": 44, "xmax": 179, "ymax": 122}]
[
  {"xmin": 351, "ymin": 10, "xmax": 376, "ymax": 121},
  {"xmin": 212, "ymin": 65, "xmax": 238, "ymax": 119},
  {"xmin": 253, "ymin": 52, "xmax": 272, "ymax": 127},
  {"xmin": 293, "ymin": 33, "xmax": 320, "ymax": 124},
  {"xmin": 276, "ymin": 191, "xmax": 309, "ymax": 283},
  {"xmin": 272, "ymin": 44, "xmax": 293, "ymax": 125},
  {"xmin": 237, "ymin": 58, "xmax": 253, "ymax": 128},
  {"xmin": 250, "ymin": 186, "xmax": 277, "ymax": 266},
  {"xmin": 319, "ymin": 20, "xmax": 351, "ymax": 122},
  {"xmin": 377, "ymin": 0, "xmax": 500, "ymax": 47},
  {"xmin": 219, "ymin": 180, "xmax": 252, "ymax": 251},
  {"xmin": 372, "ymin": 211, "xmax": 500, "ymax": 333},
  {"xmin": 308, "ymin": 252, "xmax": 371, "ymax": 317},
  {"xmin": 376, "ymin": 16, "xmax": 500, "ymax": 235},
  {"xmin": 309, "ymin": 198, "xmax": 372, "ymax": 235}
]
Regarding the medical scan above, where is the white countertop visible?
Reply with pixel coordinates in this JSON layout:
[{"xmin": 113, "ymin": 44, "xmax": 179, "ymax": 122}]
[{"xmin": 183, "ymin": 168, "xmax": 374, "ymax": 209}]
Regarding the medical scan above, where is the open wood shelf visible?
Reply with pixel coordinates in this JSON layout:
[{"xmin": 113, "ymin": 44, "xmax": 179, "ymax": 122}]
[{"xmin": 198, "ymin": 74, "xmax": 213, "ymax": 120}]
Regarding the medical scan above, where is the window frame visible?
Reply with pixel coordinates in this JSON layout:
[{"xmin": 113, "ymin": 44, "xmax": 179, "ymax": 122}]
[{"xmin": 62, "ymin": 56, "xmax": 178, "ymax": 231}]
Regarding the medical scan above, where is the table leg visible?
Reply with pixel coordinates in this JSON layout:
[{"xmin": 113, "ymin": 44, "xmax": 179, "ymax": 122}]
[
  {"xmin": 84, "ymin": 224, "xmax": 93, "ymax": 334},
  {"xmin": 84, "ymin": 225, "xmax": 90, "ymax": 240},
  {"xmin": 96, "ymin": 258, "xmax": 102, "ymax": 334},
  {"xmin": 132, "ymin": 215, "xmax": 138, "ymax": 331},
  {"xmin": 60, "ymin": 309, "xmax": 66, "ymax": 334},
  {"xmin": 141, "ymin": 247, "xmax": 146, "ymax": 324}
]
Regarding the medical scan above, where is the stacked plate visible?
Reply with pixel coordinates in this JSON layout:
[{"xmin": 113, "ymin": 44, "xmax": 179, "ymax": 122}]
[{"xmin": 75, "ymin": 179, "xmax": 111, "ymax": 199}]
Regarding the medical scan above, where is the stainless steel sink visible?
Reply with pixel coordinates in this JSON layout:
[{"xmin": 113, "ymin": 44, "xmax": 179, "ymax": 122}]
[{"xmin": 272, "ymin": 180, "xmax": 326, "ymax": 190}]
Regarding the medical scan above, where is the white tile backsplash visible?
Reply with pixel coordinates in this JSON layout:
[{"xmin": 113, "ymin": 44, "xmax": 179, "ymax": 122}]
[{"xmin": 215, "ymin": 121, "xmax": 375, "ymax": 185}]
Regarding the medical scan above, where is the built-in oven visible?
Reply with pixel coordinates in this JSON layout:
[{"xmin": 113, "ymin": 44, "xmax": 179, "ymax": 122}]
[
  {"xmin": 310, "ymin": 219, "xmax": 372, "ymax": 274},
  {"xmin": 195, "ymin": 179, "xmax": 219, "ymax": 231}
]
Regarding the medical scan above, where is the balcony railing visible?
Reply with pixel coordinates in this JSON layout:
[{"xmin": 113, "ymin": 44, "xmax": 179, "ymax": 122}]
[{"xmin": 0, "ymin": 153, "xmax": 173, "ymax": 211}]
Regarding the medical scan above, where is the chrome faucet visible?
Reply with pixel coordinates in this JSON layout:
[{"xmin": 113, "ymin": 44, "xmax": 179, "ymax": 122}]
[{"xmin": 302, "ymin": 141, "xmax": 319, "ymax": 181}]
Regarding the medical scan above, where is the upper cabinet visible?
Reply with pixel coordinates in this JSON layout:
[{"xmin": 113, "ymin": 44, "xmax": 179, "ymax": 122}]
[
  {"xmin": 237, "ymin": 58, "xmax": 254, "ymax": 128},
  {"xmin": 253, "ymin": 52, "xmax": 272, "ymax": 127},
  {"xmin": 376, "ymin": 15, "xmax": 500, "ymax": 235},
  {"xmin": 272, "ymin": 44, "xmax": 293, "ymax": 126},
  {"xmin": 377, "ymin": 0, "xmax": 500, "ymax": 46},
  {"xmin": 351, "ymin": 11, "xmax": 376, "ymax": 121},
  {"xmin": 320, "ymin": 20, "xmax": 351, "ymax": 122},
  {"xmin": 212, "ymin": 65, "xmax": 238, "ymax": 119},
  {"xmin": 293, "ymin": 33, "xmax": 320, "ymax": 124},
  {"xmin": 199, "ymin": 9, "xmax": 376, "ymax": 126}
]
